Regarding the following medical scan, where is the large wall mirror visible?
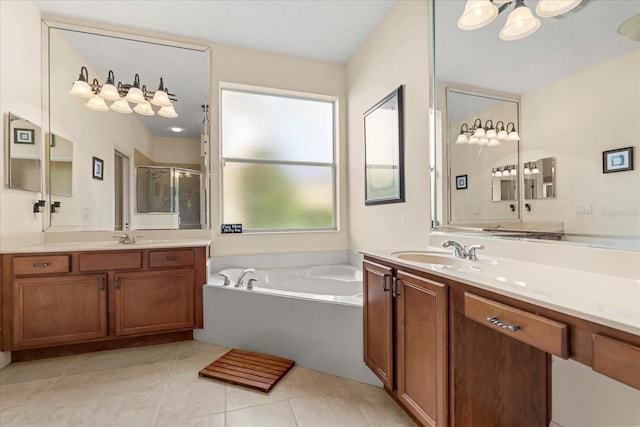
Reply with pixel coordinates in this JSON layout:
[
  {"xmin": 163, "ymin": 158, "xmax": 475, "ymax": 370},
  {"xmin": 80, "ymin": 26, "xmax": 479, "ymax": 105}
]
[
  {"xmin": 43, "ymin": 21, "xmax": 210, "ymax": 231},
  {"xmin": 432, "ymin": 1, "xmax": 640, "ymax": 250}
]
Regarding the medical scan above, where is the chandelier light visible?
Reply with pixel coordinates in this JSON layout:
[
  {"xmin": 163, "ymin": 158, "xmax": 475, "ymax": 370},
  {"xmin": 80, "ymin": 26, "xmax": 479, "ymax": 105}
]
[
  {"xmin": 455, "ymin": 118, "xmax": 520, "ymax": 146},
  {"xmin": 69, "ymin": 67, "xmax": 178, "ymax": 117},
  {"xmin": 457, "ymin": 0, "xmax": 582, "ymax": 41}
]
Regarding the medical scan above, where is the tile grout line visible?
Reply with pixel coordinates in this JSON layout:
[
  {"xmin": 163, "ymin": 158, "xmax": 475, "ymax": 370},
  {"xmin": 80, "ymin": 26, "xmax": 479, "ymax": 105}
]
[
  {"xmin": 150, "ymin": 358, "xmax": 177, "ymax": 426},
  {"xmin": 287, "ymin": 398, "xmax": 300, "ymax": 427}
]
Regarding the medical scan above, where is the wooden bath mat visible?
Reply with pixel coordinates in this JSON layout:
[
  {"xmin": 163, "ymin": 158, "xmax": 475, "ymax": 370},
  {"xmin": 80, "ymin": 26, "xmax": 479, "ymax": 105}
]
[{"xmin": 199, "ymin": 349, "xmax": 295, "ymax": 393}]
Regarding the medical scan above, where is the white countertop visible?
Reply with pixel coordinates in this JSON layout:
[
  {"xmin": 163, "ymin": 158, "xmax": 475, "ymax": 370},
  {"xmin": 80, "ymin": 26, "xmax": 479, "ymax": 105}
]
[
  {"xmin": 362, "ymin": 249, "xmax": 640, "ymax": 336},
  {"xmin": 1, "ymin": 239, "xmax": 211, "ymax": 254}
]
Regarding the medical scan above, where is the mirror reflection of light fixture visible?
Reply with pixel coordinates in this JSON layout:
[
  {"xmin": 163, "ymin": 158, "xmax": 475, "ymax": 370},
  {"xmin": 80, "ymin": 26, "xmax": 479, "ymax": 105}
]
[
  {"xmin": 510, "ymin": 165, "xmax": 517, "ymax": 175},
  {"xmin": 455, "ymin": 118, "xmax": 515, "ymax": 146},
  {"xmin": 133, "ymin": 100, "xmax": 155, "ymax": 116},
  {"xmin": 69, "ymin": 67, "xmax": 178, "ymax": 117},
  {"xmin": 524, "ymin": 162, "xmax": 532, "ymax": 174},
  {"xmin": 495, "ymin": 167, "xmax": 503, "ymax": 177},
  {"xmin": 531, "ymin": 162, "xmax": 540, "ymax": 174},
  {"xmin": 458, "ymin": 0, "xmax": 582, "ymax": 41},
  {"xmin": 68, "ymin": 66, "xmax": 92, "ymax": 98}
]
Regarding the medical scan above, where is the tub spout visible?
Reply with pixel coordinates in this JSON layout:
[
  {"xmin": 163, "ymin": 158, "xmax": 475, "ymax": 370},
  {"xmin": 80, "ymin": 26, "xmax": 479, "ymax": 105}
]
[
  {"xmin": 247, "ymin": 278, "xmax": 258, "ymax": 290},
  {"xmin": 236, "ymin": 268, "xmax": 255, "ymax": 287}
]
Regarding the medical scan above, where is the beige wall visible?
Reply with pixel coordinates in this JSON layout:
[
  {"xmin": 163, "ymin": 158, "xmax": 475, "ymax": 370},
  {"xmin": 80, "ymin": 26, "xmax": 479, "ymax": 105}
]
[
  {"xmin": 209, "ymin": 44, "xmax": 349, "ymax": 256},
  {"xmin": 153, "ymin": 136, "xmax": 200, "ymax": 168},
  {"xmin": 0, "ymin": 0, "xmax": 44, "ymax": 370},
  {"xmin": 521, "ymin": 49, "xmax": 640, "ymax": 236},
  {"xmin": 347, "ymin": 0, "xmax": 430, "ymax": 252},
  {"xmin": 0, "ymin": 0, "xmax": 44, "ymax": 253}
]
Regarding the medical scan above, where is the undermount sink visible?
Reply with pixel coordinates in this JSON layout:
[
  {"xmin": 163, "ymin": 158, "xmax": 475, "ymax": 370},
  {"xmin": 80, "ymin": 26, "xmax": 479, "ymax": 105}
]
[{"xmin": 390, "ymin": 251, "xmax": 472, "ymax": 269}]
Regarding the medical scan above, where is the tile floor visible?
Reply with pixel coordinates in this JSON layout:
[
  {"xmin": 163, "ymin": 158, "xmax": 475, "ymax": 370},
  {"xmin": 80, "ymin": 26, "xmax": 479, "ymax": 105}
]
[{"xmin": 0, "ymin": 340, "xmax": 416, "ymax": 426}]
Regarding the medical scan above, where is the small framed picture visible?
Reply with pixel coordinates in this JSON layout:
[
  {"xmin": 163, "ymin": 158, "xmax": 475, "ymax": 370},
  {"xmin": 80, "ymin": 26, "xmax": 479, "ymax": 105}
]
[
  {"xmin": 14, "ymin": 128, "xmax": 34, "ymax": 144},
  {"xmin": 456, "ymin": 174, "xmax": 468, "ymax": 190},
  {"xmin": 92, "ymin": 156, "xmax": 104, "ymax": 180},
  {"xmin": 603, "ymin": 147, "xmax": 634, "ymax": 173}
]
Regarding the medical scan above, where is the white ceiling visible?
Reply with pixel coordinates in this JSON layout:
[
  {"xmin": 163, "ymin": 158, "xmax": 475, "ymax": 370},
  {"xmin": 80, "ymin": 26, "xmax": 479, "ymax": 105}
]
[{"xmin": 34, "ymin": 0, "xmax": 397, "ymax": 64}]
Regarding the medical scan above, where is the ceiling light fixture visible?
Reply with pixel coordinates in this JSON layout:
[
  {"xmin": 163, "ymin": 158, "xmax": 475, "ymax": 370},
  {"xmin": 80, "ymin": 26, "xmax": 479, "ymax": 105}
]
[
  {"xmin": 455, "ymin": 118, "xmax": 520, "ymax": 146},
  {"xmin": 69, "ymin": 67, "xmax": 178, "ymax": 117},
  {"xmin": 458, "ymin": 0, "xmax": 582, "ymax": 41},
  {"xmin": 170, "ymin": 127, "xmax": 183, "ymax": 133}
]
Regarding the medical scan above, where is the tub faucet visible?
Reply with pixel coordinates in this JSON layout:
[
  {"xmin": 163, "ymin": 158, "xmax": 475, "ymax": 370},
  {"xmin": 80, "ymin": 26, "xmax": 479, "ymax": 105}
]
[
  {"xmin": 235, "ymin": 268, "xmax": 255, "ymax": 287},
  {"xmin": 247, "ymin": 278, "xmax": 258, "ymax": 290},
  {"xmin": 441, "ymin": 240, "xmax": 467, "ymax": 258}
]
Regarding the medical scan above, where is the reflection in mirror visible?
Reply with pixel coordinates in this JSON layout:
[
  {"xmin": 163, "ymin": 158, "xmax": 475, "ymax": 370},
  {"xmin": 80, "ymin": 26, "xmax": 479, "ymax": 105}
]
[
  {"xmin": 446, "ymin": 88, "xmax": 519, "ymax": 223},
  {"xmin": 7, "ymin": 113, "xmax": 42, "ymax": 193},
  {"xmin": 135, "ymin": 166, "xmax": 201, "ymax": 229},
  {"xmin": 49, "ymin": 134, "xmax": 73, "ymax": 196},
  {"xmin": 45, "ymin": 22, "xmax": 210, "ymax": 231},
  {"xmin": 492, "ymin": 165, "xmax": 517, "ymax": 202},
  {"xmin": 524, "ymin": 157, "xmax": 555, "ymax": 200},
  {"xmin": 433, "ymin": 1, "xmax": 640, "ymax": 250}
]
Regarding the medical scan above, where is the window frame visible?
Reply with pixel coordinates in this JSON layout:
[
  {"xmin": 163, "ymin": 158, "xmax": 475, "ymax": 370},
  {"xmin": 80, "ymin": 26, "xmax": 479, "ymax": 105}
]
[{"xmin": 219, "ymin": 83, "xmax": 339, "ymax": 233}]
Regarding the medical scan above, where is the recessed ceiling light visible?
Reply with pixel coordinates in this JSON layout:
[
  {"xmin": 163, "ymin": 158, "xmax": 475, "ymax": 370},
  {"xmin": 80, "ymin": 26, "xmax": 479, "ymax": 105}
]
[{"xmin": 171, "ymin": 127, "xmax": 183, "ymax": 133}]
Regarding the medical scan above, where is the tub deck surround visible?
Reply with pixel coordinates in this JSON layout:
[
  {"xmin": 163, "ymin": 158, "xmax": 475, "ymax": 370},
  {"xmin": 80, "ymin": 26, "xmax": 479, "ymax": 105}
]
[
  {"xmin": 196, "ymin": 261, "xmax": 380, "ymax": 386},
  {"xmin": 362, "ymin": 249, "xmax": 639, "ymax": 335}
]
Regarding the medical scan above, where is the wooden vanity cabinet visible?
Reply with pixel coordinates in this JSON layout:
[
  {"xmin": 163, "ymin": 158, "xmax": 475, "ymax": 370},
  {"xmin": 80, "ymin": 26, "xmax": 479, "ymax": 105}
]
[
  {"xmin": 114, "ymin": 269, "xmax": 195, "ymax": 336},
  {"xmin": 12, "ymin": 274, "xmax": 107, "ymax": 349},
  {"xmin": 364, "ymin": 256, "xmax": 552, "ymax": 427},
  {"xmin": 1, "ymin": 246, "xmax": 207, "ymax": 358},
  {"xmin": 363, "ymin": 260, "xmax": 447, "ymax": 427}
]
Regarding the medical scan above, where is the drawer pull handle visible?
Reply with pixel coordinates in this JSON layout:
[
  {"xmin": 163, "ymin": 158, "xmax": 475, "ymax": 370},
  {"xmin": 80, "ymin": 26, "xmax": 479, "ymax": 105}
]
[
  {"xmin": 166, "ymin": 256, "xmax": 180, "ymax": 261},
  {"xmin": 382, "ymin": 274, "xmax": 390, "ymax": 292},
  {"xmin": 98, "ymin": 278, "xmax": 105, "ymax": 291},
  {"xmin": 487, "ymin": 316, "xmax": 520, "ymax": 332},
  {"xmin": 31, "ymin": 262, "xmax": 50, "ymax": 268}
]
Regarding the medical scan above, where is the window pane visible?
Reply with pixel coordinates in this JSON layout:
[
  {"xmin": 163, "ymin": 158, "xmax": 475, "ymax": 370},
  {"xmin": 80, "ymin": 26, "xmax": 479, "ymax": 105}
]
[
  {"xmin": 223, "ymin": 162, "xmax": 334, "ymax": 230},
  {"xmin": 221, "ymin": 89, "xmax": 334, "ymax": 163}
]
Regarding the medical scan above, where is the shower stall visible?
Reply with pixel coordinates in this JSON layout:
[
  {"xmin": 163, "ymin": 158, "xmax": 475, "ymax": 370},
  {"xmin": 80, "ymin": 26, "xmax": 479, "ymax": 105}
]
[{"xmin": 136, "ymin": 166, "xmax": 201, "ymax": 229}]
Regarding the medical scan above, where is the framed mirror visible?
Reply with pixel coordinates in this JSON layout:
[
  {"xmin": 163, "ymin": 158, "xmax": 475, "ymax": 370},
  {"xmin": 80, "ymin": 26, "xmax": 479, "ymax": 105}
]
[
  {"xmin": 364, "ymin": 85, "xmax": 404, "ymax": 205},
  {"xmin": 431, "ymin": 1, "xmax": 640, "ymax": 250},
  {"xmin": 6, "ymin": 112, "xmax": 42, "ymax": 193},
  {"xmin": 43, "ymin": 21, "xmax": 210, "ymax": 231}
]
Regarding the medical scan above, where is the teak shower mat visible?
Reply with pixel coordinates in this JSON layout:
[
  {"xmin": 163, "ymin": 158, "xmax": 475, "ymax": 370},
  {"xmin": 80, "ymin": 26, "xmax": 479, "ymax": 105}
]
[{"xmin": 199, "ymin": 349, "xmax": 295, "ymax": 393}]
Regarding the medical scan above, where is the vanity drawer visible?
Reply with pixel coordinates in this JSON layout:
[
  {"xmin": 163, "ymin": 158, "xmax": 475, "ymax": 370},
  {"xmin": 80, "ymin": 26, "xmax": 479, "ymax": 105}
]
[
  {"xmin": 79, "ymin": 251, "xmax": 142, "ymax": 272},
  {"xmin": 464, "ymin": 293, "xmax": 568, "ymax": 358},
  {"xmin": 149, "ymin": 249, "xmax": 194, "ymax": 268},
  {"xmin": 592, "ymin": 334, "xmax": 640, "ymax": 390},
  {"xmin": 13, "ymin": 255, "xmax": 71, "ymax": 276}
]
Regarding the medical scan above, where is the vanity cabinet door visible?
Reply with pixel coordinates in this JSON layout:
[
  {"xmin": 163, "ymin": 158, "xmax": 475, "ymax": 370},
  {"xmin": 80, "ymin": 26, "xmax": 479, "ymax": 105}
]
[
  {"xmin": 114, "ymin": 269, "xmax": 195, "ymax": 336},
  {"xmin": 363, "ymin": 260, "xmax": 394, "ymax": 389},
  {"xmin": 396, "ymin": 270, "xmax": 447, "ymax": 427},
  {"xmin": 12, "ymin": 274, "xmax": 107, "ymax": 349}
]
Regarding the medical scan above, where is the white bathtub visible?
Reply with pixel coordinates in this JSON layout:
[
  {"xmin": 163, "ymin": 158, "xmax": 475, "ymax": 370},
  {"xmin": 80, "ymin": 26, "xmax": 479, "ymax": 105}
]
[{"xmin": 194, "ymin": 263, "xmax": 381, "ymax": 386}]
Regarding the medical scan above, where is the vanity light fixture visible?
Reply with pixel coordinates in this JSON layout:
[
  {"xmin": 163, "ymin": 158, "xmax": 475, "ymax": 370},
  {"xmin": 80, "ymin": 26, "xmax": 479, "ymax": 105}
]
[
  {"xmin": 524, "ymin": 162, "xmax": 532, "ymax": 174},
  {"xmin": 455, "ymin": 118, "xmax": 519, "ymax": 146},
  {"xmin": 510, "ymin": 165, "xmax": 517, "ymax": 175},
  {"xmin": 457, "ymin": 0, "xmax": 582, "ymax": 41},
  {"xmin": 69, "ymin": 67, "xmax": 178, "ymax": 117}
]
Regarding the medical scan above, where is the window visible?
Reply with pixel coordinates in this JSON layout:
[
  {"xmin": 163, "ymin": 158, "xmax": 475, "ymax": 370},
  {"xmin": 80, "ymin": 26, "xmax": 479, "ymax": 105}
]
[{"xmin": 221, "ymin": 86, "xmax": 337, "ymax": 231}]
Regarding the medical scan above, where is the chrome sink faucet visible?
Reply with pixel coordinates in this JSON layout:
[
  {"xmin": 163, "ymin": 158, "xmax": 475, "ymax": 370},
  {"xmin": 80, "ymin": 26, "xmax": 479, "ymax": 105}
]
[
  {"xmin": 441, "ymin": 241, "xmax": 485, "ymax": 260},
  {"xmin": 442, "ymin": 240, "xmax": 467, "ymax": 258},
  {"xmin": 111, "ymin": 233, "xmax": 143, "ymax": 244},
  {"xmin": 235, "ymin": 268, "xmax": 255, "ymax": 287}
]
